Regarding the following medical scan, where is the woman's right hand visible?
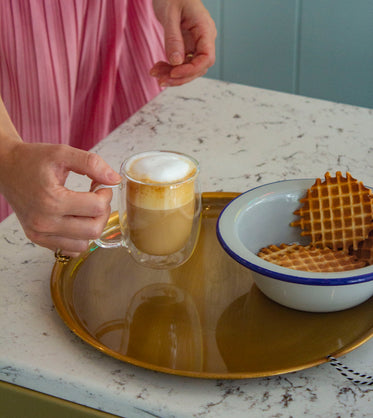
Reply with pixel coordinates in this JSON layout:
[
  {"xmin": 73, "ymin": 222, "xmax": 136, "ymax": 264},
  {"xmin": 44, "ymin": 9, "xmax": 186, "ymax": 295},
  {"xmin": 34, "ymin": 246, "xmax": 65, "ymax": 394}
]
[
  {"xmin": 151, "ymin": 0, "xmax": 217, "ymax": 87},
  {"xmin": 0, "ymin": 142, "xmax": 121, "ymax": 257}
]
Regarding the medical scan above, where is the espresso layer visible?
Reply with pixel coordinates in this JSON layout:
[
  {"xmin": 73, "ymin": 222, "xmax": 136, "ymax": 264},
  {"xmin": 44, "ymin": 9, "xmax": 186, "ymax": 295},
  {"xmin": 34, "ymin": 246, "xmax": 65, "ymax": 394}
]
[{"xmin": 127, "ymin": 181, "xmax": 195, "ymax": 210}]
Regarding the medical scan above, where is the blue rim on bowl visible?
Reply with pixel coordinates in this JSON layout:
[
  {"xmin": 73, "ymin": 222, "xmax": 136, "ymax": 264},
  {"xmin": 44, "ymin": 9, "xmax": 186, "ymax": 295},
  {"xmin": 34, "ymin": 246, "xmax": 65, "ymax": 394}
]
[{"xmin": 216, "ymin": 179, "xmax": 373, "ymax": 286}]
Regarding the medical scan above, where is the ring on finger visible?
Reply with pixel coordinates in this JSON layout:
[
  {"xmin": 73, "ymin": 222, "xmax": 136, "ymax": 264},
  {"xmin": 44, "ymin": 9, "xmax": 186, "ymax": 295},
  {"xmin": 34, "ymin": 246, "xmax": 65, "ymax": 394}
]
[
  {"xmin": 54, "ymin": 248, "xmax": 71, "ymax": 264},
  {"xmin": 185, "ymin": 52, "xmax": 194, "ymax": 61}
]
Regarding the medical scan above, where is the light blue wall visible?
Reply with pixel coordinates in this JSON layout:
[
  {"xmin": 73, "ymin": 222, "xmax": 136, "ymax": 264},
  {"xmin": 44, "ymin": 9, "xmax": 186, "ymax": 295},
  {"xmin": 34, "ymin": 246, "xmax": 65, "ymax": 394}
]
[{"xmin": 203, "ymin": 0, "xmax": 373, "ymax": 108}]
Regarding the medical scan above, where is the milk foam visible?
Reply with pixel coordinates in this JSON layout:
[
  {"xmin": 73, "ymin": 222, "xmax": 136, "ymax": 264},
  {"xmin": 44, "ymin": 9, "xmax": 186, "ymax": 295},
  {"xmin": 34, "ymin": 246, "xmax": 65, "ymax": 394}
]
[
  {"xmin": 125, "ymin": 151, "xmax": 198, "ymax": 210},
  {"xmin": 126, "ymin": 151, "xmax": 195, "ymax": 183}
]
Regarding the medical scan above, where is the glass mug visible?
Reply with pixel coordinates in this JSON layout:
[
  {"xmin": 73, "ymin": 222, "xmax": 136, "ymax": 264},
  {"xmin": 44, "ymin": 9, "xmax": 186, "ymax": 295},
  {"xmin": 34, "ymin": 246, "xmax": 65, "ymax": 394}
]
[{"xmin": 94, "ymin": 151, "xmax": 202, "ymax": 269}]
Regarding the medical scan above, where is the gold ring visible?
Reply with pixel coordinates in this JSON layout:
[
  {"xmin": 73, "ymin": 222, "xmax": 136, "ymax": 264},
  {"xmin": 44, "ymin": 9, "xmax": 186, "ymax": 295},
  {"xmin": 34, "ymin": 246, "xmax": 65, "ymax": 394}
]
[
  {"xmin": 185, "ymin": 53, "xmax": 194, "ymax": 61},
  {"xmin": 54, "ymin": 249, "xmax": 71, "ymax": 264}
]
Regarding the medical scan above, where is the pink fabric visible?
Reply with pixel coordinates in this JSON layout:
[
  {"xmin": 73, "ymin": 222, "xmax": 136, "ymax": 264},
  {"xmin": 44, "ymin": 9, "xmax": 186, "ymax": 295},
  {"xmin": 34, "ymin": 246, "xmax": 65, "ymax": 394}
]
[{"xmin": 0, "ymin": 0, "xmax": 165, "ymax": 221}]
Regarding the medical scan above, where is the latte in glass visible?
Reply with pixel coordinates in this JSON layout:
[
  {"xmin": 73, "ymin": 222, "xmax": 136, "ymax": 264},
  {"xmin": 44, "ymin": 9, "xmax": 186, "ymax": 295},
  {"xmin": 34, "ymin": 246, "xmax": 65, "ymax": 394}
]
[
  {"xmin": 94, "ymin": 150, "xmax": 201, "ymax": 269},
  {"xmin": 125, "ymin": 151, "xmax": 197, "ymax": 256}
]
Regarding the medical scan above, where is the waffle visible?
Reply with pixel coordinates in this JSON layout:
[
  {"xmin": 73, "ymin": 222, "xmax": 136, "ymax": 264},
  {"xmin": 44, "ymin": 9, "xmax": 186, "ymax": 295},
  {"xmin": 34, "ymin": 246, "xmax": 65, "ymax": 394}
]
[
  {"xmin": 351, "ymin": 230, "xmax": 373, "ymax": 265},
  {"xmin": 257, "ymin": 243, "xmax": 367, "ymax": 272},
  {"xmin": 291, "ymin": 172, "xmax": 373, "ymax": 253}
]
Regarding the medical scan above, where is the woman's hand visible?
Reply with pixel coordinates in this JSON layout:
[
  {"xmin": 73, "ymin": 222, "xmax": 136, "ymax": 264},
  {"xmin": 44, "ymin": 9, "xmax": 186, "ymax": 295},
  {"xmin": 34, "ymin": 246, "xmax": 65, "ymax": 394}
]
[
  {"xmin": 151, "ymin": 0, "xmax": 217, "ymax": 87},
  {"xmin": 0, "ymin": 142, "xmax": 121, "ymax": 257}
]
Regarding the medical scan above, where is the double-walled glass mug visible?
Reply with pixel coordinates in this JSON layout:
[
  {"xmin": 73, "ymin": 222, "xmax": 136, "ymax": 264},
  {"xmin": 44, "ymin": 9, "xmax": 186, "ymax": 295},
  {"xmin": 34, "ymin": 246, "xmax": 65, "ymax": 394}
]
[{"xmin": 94, "ymin": 151, "xmax": 202, "ymax": 269}]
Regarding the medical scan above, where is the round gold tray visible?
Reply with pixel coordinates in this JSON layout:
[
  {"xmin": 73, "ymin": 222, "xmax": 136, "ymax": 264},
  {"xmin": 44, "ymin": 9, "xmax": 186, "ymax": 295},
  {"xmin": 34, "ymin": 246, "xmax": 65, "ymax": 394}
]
[{"xmin": 51, "ymin": 192, "xmax": 373, "ymax": 379}]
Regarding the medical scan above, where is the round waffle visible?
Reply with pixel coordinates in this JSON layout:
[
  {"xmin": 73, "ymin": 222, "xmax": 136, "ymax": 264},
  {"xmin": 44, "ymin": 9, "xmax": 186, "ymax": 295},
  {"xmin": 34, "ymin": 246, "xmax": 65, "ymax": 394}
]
[
  {"xmin": 291, "ymin": 172, "xmax": 373, "ymax": 253},
  {"xmin": 257, "ymin": 243, "xmax": 367, "ymax": 273}
]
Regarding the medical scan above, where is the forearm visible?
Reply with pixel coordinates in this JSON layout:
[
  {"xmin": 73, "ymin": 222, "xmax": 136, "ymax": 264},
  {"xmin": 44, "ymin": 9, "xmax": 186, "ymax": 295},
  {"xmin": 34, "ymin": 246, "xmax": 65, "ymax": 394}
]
[
  {"xmin": 0, "ymin": 95, "xmax": 22, "ymax": 142},
  {"xmin": 0, "ymin": 95, "xmax": 23, "ymax": 195}
]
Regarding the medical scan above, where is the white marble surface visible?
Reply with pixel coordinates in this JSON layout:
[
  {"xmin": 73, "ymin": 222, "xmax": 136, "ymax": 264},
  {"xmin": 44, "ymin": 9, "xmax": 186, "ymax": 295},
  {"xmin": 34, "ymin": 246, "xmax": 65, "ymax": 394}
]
[{"xmin": 1, "ymin": 78, "xmax": 373, "ymax": 417}]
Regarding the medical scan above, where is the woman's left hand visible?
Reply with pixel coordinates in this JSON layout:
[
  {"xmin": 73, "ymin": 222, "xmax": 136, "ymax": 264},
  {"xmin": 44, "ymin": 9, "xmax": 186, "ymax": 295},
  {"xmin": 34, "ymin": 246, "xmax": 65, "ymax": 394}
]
[{"xmin": 150, "ymin": 0, "xmax": 217, "ymax": 87}]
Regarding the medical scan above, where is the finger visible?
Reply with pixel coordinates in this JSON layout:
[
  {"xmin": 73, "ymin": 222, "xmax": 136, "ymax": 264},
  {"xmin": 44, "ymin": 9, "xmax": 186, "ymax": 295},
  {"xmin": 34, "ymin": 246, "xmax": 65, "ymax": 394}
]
[
  {"xmin": 191, "ymin": 21, "xmax": 217, "ymax": 63},
  {"xmin": 56, "ymin": 187, "xmax": 113, "ymax": 217},
  {"xmin": 57, "ymin": 208, "xmax": 111, "ymax": 240},
  {"xmin": 169, "ymin": 19, "xmax": 216, "ymax": 79},
  {"xmin": 43, "ymin": 234, "xmax": 90, "ymax": 257},
  {"xmin": 28, "ymin": 199, "xmax": 111, "ymax": 241},
  {"xmin": 59, "ymin": 146, "xmax": 121, "ymax": 186},
  {"xmin": 149, "ymin": 61, "xmax": 172, "ymax": 78},
  {"xmin": 158, "ymin": 68, "xmax": 208, "ymax": 87},
  {"xmin": 170, "ymin": 54, "xmax": 212, "ymax": 79},
  {"xmin": 151, "ymin": 55, "xmax": 204, "ymax": 79},
  {"xmin": 181, "ymin": 29, "xmax": 195, "ymax": 57},
  {"xmin": 151, "ymin": 59, "xmax": 208, "ymax": 87},
  {"xmin": 161, "ymin": 7, "xmax": 185, "ymax": 65}
]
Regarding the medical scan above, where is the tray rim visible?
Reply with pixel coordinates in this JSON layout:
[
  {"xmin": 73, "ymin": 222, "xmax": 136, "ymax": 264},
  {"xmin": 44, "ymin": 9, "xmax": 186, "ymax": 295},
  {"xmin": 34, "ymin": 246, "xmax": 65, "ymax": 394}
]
[{"xmin": 50, "ymin": 192, "xmax": 373, "ymax": 379}]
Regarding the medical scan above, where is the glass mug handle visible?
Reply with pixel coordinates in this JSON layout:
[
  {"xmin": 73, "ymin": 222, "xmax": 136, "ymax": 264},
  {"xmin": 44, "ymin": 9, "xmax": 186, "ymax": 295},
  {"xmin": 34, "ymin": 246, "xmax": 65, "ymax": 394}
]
[{"xmin": 92, "ymin": 183, "xmax": 125, "ymax": 249}]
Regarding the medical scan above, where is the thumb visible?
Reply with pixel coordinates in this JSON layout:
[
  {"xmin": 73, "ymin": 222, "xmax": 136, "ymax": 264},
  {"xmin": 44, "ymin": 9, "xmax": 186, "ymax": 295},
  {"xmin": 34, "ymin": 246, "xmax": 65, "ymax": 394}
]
[
  {"xmin": 64, "ymin": 147, "xmax": 121, "ymax": 185},
  {"xmin": 162, "ymin": 8, "xmax": 185, "ymax": 65}
]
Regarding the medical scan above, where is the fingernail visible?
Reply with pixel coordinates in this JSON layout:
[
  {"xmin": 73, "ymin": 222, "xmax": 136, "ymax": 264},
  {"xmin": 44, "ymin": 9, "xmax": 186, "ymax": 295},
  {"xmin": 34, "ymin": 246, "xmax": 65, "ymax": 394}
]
[
  {"xmin": 108, "ymin": 171, "xmax": 121, "ymax": 183},
  {"xmin": 159, "ymin": 81, "xmax": 170, "ymax": 87},
  {"xmin": 169, "ymin": 52, "xmax": 183, "ymax": 66}
]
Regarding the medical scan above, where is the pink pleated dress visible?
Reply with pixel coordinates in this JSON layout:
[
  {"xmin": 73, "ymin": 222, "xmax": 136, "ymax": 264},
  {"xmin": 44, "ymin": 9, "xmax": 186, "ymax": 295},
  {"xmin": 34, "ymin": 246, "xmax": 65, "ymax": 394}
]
[{"xmin": 0, "ymin": 0, "xmax": 165, "ymax": 220}]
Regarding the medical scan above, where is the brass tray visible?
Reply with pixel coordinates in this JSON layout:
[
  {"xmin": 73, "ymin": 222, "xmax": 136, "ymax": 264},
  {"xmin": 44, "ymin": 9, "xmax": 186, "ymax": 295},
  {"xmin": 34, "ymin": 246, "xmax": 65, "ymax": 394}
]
[{"xmin": 51, "ymin": 192, "xmax": 373, "ymax": 379}]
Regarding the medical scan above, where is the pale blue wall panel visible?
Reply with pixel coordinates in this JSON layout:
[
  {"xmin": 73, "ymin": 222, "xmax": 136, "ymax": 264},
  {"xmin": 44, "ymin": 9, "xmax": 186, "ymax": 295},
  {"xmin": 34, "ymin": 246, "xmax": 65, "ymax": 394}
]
[
  {"xmin": 298, "ymin": 0, "xmax": 373, "ymax": 108},
  {"xmin": 202, "ymin": 0, "xmax": 222, "ymax": 80},
  {"xmin": 221, "ymin": 0, "xmax": 298, "ymax": 93},
  {"xmin": 202, "ymin": 0, "xmax": 373, "ymax": 108}
]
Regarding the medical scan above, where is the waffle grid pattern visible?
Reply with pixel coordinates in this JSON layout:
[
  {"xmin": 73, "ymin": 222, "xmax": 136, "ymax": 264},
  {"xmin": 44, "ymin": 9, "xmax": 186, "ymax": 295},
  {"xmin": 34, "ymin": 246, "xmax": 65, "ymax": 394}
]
[
  {"xmin": 257, "ymin": 243, "xmax": 367, "ymax": 272},
  {"xmin": 291, "ymin": 172, "xmax": 373, "ymax": 253},
  {"xmin": 352, "ymin": 230, "xmax": 373, "ymax": 265}
]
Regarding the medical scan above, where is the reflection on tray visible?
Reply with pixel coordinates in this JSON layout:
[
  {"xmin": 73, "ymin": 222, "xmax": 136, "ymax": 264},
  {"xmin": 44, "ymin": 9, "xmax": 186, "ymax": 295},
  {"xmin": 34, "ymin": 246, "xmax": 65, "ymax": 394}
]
[
  {"xmin": 94, "ymin": 283, "xmax": 203, "ymax": 371},
  {"xmin": 216, "ymin": 286, "xmax": 373, "ymax": 374}
]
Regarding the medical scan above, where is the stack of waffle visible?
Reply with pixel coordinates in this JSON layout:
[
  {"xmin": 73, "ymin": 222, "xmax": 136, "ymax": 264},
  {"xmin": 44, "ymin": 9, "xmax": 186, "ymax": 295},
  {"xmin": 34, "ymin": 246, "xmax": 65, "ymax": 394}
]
[{"xmin": 257, "ymin": 172, "xmax": 373, "ymax": 272}]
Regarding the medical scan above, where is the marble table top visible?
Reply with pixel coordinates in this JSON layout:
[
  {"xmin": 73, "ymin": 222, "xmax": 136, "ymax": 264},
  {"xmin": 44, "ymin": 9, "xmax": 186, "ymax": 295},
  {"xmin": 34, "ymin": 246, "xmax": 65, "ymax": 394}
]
[{"xmin": 1, "ymin": 78, "xmax": 373, "ymax": 417}]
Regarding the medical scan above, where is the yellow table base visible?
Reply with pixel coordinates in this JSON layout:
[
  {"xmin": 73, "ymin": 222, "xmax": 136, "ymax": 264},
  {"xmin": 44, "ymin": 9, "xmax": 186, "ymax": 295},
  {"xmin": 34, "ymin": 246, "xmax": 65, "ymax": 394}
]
[{"xmin": 0, "ymin": 380, "xmax": 119, "ymax": 418}]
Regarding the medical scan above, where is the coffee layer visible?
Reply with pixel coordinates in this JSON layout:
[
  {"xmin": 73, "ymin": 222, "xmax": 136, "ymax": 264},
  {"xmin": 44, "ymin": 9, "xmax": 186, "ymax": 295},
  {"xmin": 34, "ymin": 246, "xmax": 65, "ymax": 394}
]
[
  {"xmin": 127, "ymin": 200, "xmax": 195, "ymax": 255},
  {"xmin": 127, "ymin": 181, "xmax": 195, "ymax": 210}
]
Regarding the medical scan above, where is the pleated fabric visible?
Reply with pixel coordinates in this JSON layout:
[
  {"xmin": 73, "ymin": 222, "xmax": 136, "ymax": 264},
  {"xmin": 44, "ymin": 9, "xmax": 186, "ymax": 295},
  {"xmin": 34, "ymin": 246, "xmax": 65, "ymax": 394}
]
[{"xmin": 0, "ymin": 0, "xmax": 165, "ymax": 220}]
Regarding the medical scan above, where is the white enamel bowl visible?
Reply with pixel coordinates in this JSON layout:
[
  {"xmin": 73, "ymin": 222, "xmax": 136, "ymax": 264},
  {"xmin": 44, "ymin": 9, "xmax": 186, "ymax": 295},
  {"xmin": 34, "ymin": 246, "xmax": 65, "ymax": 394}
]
[{"xmin": 217, "ymin": 179, "xmax": 373, "ymax": 312}]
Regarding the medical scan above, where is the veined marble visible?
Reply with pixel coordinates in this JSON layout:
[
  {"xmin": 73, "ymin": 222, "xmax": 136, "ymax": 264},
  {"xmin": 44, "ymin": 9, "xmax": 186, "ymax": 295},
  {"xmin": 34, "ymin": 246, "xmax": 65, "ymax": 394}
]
[{"xmin": 1, "ymin": 78, "xmax": 373, "ymax": 417}]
